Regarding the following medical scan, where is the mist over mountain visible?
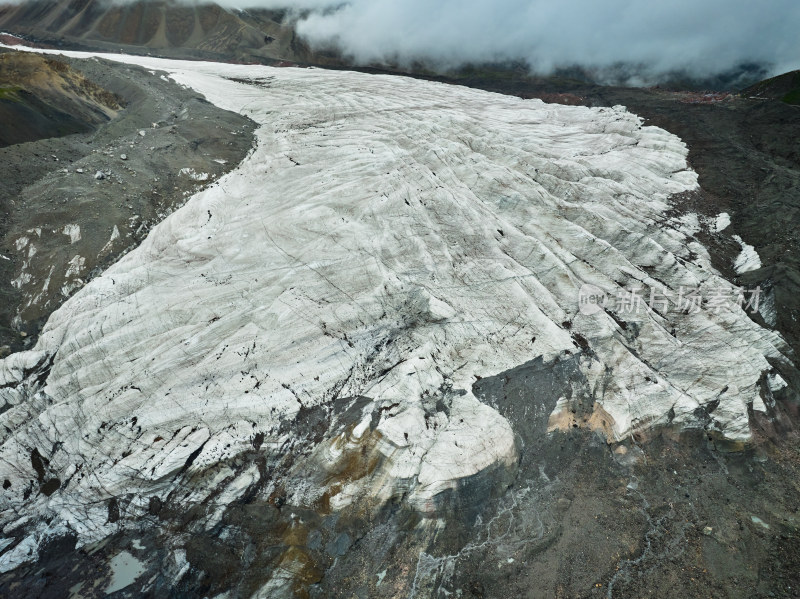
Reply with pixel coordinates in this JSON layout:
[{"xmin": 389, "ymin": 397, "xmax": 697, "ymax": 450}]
[
  {"xmin": 264, "ymin": 0, "xmax": 798, "ymax": 84},
  {"xmin": 1, "ymin": 0, "xmax": 796, "ymax": 86}
]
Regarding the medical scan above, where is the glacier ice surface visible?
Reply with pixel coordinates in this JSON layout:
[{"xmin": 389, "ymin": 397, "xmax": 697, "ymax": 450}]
[{"xmin": 0, "ymin": 49, "xmax": 792, "ymax": 567}]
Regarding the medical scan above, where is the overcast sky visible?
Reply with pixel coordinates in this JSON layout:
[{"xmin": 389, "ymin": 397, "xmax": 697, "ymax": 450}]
[{"xmin": 242, "ymin": 0, "xmax": 799, "ymax": 81}]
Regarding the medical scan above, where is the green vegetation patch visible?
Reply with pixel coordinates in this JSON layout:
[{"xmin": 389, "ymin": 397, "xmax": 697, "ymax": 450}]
[
  {"xmin": 782, "ymin": 88, "xmax": 800, "ymax": 105},
  {"xmin": 745, "ymin": 70, "xmax": 800, "ymax": 105},
  {"xmin": 0, "ymin": 85, "xmax": 22, "ymax": 102}
]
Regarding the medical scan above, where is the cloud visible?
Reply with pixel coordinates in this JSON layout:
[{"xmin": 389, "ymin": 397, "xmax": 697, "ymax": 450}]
[{"xmin": 280, "ymin": 0, "xmax": 800, "ymax": 82}]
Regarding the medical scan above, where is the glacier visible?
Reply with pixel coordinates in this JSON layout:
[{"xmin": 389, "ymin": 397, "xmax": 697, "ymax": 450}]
[{"xmin": 0, "ymin": 51, "xmax": 793, "ymax": 574}]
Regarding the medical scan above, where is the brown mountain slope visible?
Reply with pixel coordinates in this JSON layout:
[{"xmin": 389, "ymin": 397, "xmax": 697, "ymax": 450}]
[
  {"xmin": 0, "ymin": 50, "xmax": 122, "ymax": 146},
  {"xmin": 0, "ymin": 0, "xmax": 323, "ymax": 64}
]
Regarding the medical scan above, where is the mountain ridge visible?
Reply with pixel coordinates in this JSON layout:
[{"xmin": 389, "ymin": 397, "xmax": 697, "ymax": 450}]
[{"xmin": 0, "ymin": 0, "xmax": 322, "ymax": 64}]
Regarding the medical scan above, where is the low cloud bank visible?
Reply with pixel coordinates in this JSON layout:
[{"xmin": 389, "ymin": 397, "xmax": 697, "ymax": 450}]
[{"xmin": 270, "ymin": 0, "xmax": 799, "ymax": 83}]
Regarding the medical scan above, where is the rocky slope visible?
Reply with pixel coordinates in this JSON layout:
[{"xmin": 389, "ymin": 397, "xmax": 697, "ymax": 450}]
[
  {"xmin": 743, "ymin": 70, "xmax": 800, "ymax": 105},
  {"xmin": 0, "ymin": 49, "xmax": 797, "ymax": 598},
  {"xmin": 0, "ymin": 50, "xmax": 121, "ymax": 146},
  {"xmin": 0, "ymin": 0, "xmax": 318, "ymax": 64}
]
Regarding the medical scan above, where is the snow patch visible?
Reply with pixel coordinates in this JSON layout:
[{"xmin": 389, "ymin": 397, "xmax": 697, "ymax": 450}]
[
  {"xmin": 99, "ymin": 225, "xmax": 121, "ymax": 255},
  {"xmin": 179, "ymin": 167, "xmax": 209, "ymax": 181},
  {"xmin": 62, "ymin": 224, "xmax": 81, "ymax": 244},
  {"xmin": 733, "ymin": 234, "xmax": 762, "ymax": 273},
  {"xmin": 714, "ymin": 212, "xmax": 731, "ymax": 232}
]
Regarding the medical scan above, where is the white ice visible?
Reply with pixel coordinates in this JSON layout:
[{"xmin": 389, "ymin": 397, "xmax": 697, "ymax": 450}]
[{"xmin": 733, "ymin": 234, "xmax": 763, "ymax": 273}]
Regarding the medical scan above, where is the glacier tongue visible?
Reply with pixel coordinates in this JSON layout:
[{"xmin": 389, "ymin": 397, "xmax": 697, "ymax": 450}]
[{"xmin": 0, "ymin": 54, "xmax": 792, "ymax": 565}]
